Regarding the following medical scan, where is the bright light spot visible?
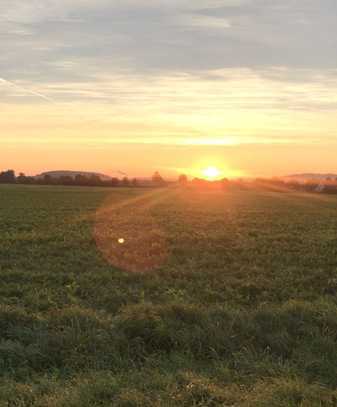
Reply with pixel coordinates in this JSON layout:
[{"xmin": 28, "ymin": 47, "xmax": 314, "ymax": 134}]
[
  {"xmin": 202, "ymin": 166, "xmax": 221, "ymax": 179},
  {"xmin": 118, "ymin": 238, "xmax": 125, "ymax": 244}
]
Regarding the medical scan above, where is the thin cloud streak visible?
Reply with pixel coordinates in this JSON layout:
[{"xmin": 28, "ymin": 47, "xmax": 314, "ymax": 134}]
[{"xmin": 0, "ymin": 77, "xmax": 55, "ymax": 104}]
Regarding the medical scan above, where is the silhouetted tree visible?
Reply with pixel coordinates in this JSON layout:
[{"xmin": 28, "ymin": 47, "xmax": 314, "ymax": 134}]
[
  {"xmin": 74, "ymin": 174, "xmax": 88, "ymax": 186},
  {"xmin": 43, "ymin": 174, "xmax": 53, "ymax": 185},
  {"xmin": 178, "ymin": 174, "xmax": 188, "ymax": 184},
  {"xmin": 0, "ymin": 170, "xmax": 16, "ymax": 184},
  {"xmin": 59, "ymin": 176, "xmax": 74, "ymax": 186},
  {"xmin": 152, "ymin": 171, "xmax": 166, "ymax": 186},
  {"xmin": 0, "ymin": 169, "xmax": 150, "ymax": 188},
  {"xmin": 110, "ymin": 177, "xmax": 120, "ymax": 187},
  {"xmin": 87, "ymin": 174, "xmax": 101, "ymax": 186},
  {"xmin": 17, "ymin": 172, "xmax": 27, "ymax": 184},
  {"xmin": 122, "ymin": 177, "xmax": 130, "ymax": 187}
]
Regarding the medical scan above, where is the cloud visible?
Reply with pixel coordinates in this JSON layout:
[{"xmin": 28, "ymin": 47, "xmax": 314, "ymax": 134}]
[
  {"xmin": 174, "ymin": 13, "xmax": 232, "ymax": 30},
  {"xmin": 1, "ymin": 66, "xmax": 337, "ymax": 150},
  {"xmin": 0, "ymin": 78, "xmax": 55, "ymax": 103},
  {"xmin": 2, "ymin": 67, "xmax": 337, "ymax": 110},
  {"xmin": 1, "ymin": 0, "xmax": 337, "ymax": 149},
  {"xmin": 1, "ymin": 0, "xmax": 337, "ymax": 84}
]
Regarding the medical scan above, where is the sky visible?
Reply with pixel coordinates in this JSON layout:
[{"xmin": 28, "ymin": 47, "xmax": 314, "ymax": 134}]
[{"xmin": 1, "ymin": 0, "xmax": 337, "ymax": 178}]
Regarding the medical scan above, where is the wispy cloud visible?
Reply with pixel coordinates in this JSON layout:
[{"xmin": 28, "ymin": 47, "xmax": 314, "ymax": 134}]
[
  {"xmin": 1, "ymin": 0, "xmax": 337, "ymax": 150},
  {"xmin": 175, "ymin": 14, "xmax": 232, "ymax": 30},
  {"xmin": 0, "ymin": 78, "xmax": 55, "ymax": 103}
]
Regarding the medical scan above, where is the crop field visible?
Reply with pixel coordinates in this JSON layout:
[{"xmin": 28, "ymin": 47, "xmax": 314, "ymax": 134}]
[{"xmin": 1, "ymin": 184, "xmax": 337, "ymax": 406}]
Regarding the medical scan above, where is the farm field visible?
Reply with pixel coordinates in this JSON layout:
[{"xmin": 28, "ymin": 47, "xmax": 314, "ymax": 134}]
[{"xmin": 1, "ymin": 184, "xmax": 337, "ymax": 406}]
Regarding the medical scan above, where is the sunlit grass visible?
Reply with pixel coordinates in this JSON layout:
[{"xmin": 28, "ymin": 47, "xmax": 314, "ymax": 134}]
[{"xmin": 1, "ymin": 184, "xmax": 337, "ymax": 405}]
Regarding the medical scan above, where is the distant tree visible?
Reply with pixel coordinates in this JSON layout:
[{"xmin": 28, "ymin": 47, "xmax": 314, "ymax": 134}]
[
  {"xmin": 110, "ymin": 177, "xmax": 120, "ymax": 187},
  {"xmin": 122, "ymin": 177, "xmax": 130, "ymax": 187},
  {"xmin": 74, "ymin": 174, "xmax": 88, "ymax": 186},
  {"xmin": 152, "ymin": 171, "xmax": 166, "ymax": 186},
  {"xmin": 131, "ymin": 178, "xmax": 139, "ymax": 187},
  {"xmin": 59, "ymin": 175, "xmax": 74, "ymax": 186},
  {"xmin": 0, "ymin": 170, "xmax": 16, "ymax": 184},
  {"xmin": 178, "ymin": 174, "xmax": 188, "ymax": 184},
  {"xmin": 17, "ymin": 172, "xmax": 27, "ymax": 184},
  {"xmin": 26, "ymin": 177, "xmax": 35, "ymax": 185},
  {"xmin": 43, "ymin": 174, "xmax": 53, "ymax": 185},
  {"xmin": 88, "ymin": 174, "xmax": 102, "ymax": 186}
]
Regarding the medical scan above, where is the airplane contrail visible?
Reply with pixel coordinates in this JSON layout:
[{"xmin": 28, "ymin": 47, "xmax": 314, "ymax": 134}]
[{"xmin": 0, "ymin": 77, "xmax": 55, "ymax": 104}]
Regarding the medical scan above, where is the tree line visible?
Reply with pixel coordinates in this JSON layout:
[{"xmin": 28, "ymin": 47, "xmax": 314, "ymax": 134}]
[
  {"xmin": 5, "ymin": 169, "xmax": 335, "ymax": 194},
  {"xmin": 0, "ymin": 170, "xmax": 168, "ymax": 188},
  {"xmin": 254, "ymin": 177, "xmax": 337, "ymax": 194}
]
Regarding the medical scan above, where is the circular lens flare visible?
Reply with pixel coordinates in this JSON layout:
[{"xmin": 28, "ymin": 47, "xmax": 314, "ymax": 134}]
[{"xmin": 94, "ymin": 191, "xmax": 169, "ymax": 273}]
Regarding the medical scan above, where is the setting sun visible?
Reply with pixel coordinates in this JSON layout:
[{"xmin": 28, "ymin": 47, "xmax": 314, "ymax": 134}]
[{"xmin": 202, "ymin": 166, "xmax": 221, "ymax": 180}]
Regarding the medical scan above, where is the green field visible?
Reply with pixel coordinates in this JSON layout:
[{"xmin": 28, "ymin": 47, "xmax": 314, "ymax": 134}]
[{"xmin": 1, "ymin": 184, "xmax": 337, "ymax": 406}]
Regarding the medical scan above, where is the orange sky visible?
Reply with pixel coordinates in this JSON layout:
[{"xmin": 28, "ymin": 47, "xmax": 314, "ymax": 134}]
[
  {"xmin": 1, "ymin": 1, "xmax": 337, "ymax": 178},
  {"xmin": 1, "ymin": 73, "xmax": 337, "ymax": 179},
  {"xmin": 2, "ymin": 138, "xmax": 337, "ymax": 179}
]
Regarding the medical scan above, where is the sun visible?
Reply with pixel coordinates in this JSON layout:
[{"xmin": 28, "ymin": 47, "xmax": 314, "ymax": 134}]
[{"xmin": 202, "ymin": 166, "xmax": 221, "ymax": 180}]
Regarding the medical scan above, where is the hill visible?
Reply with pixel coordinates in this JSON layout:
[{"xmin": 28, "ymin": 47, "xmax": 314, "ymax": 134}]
[
  {"xmin": 284, "ymin": 173, "xmax": 337, "ymax": 182},
  {"xmin": 36, "ymin": 170, "xmax": 112, "ymax": 181}
]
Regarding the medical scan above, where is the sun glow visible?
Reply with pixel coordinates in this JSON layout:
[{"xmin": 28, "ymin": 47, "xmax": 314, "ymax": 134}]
[{"xmin": 202, "ymin": 166, "xmax": 221, "ymax": 180}]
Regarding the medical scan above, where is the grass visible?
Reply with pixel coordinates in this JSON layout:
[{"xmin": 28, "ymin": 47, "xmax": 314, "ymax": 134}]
[{"xmin": 1, "ymin": 184, "xmax": 337, "ymax": 405}]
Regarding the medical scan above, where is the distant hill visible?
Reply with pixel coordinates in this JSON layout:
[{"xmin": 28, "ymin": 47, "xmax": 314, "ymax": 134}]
[
  {"xmin": 36, "ymin": 171, "xmax": 112, "ymax": 181},
  {"xmin": 284, "ymin": 173, "xmax": 337, "ymax": 182}
]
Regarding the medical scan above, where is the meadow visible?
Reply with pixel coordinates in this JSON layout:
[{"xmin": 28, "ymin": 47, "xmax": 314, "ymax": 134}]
[{"xmin": 1, "ymin": 184, "xmax": 337, "ymax": 406}]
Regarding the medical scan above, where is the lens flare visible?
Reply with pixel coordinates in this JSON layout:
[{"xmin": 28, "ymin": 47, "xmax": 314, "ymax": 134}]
[{"xmin": 94, "ymin": 190, "xmax": 171, "ymax": 273}]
